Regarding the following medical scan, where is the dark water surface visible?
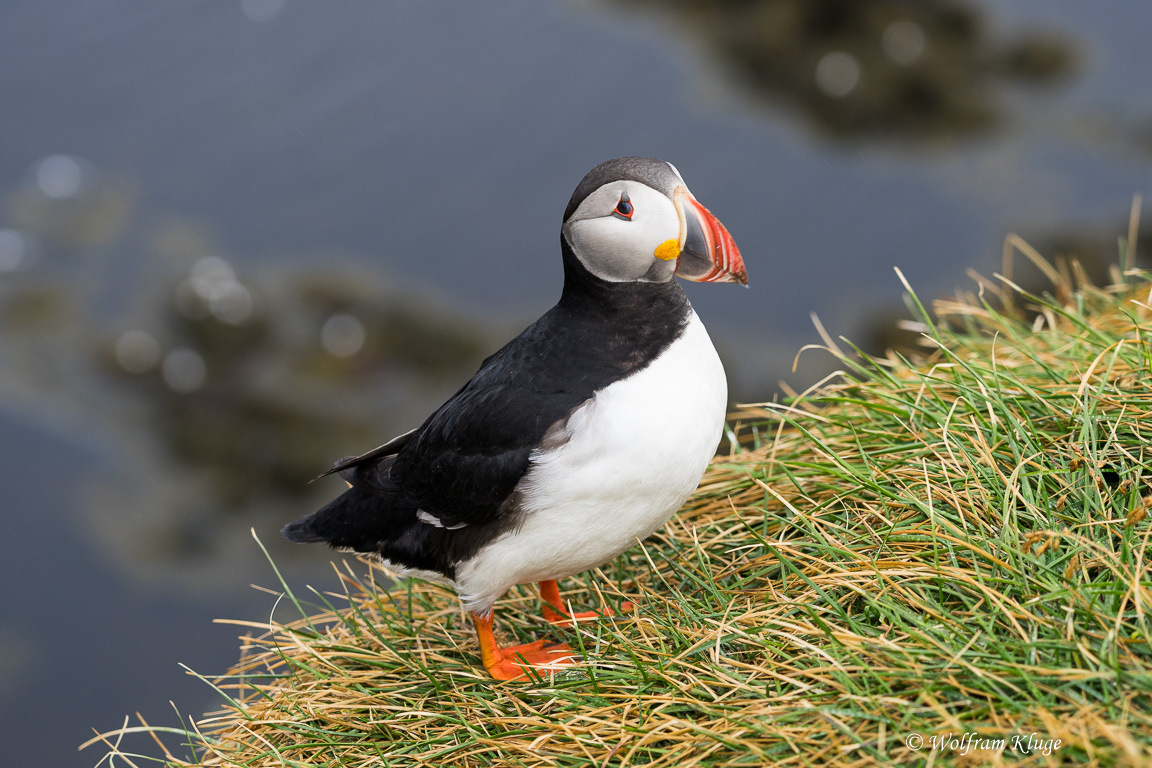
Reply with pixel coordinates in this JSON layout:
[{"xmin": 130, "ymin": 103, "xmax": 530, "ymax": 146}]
[{"xmin": 1, "ymin": 1, "xmax": 1150, "ymax": 763}]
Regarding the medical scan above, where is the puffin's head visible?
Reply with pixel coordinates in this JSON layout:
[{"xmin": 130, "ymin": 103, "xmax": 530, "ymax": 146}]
[{"xmin": 561, "ymin": 157, "xmax": 747, "ymax": 285}]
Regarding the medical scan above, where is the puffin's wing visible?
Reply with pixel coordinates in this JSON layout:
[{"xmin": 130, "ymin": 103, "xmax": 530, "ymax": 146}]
[
  {"xmin": 317, "ymin": 427, "xmax": 418, "ymax": 483},
  {"xmin": 390, "ymin": 377, "xmax": 570, "ymax": 531},
  {"xmin": 324, "ymin": 303, "xmax": 603, "ymax": 532}
]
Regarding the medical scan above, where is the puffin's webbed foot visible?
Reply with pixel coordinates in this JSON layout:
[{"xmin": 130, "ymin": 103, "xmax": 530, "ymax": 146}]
[{"xmin": 470, "ymin": 611, "xmax": 578, "ymax": 680}]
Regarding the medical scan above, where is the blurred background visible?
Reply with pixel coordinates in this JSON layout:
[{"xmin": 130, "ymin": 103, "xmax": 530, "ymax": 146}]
[{"xmin": 1, "ymin": 1, "xmax": 1150, "ymax": 763}]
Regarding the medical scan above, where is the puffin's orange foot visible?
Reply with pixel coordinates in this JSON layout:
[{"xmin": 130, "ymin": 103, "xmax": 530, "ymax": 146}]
[
  {"xmin": 538, "ymin": 579, "xmax": 636, "ymax": 627},
  {"xmin": 485, "ymin": 639, "xmax": 578, "ymax": 680},
  {"xmin": 471, "ymin": 610, "xmax": 579, "ymax": 680}
]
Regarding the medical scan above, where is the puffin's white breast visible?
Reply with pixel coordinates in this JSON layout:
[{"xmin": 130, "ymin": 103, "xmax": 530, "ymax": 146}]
[{"xmin": 455, "ymin": 310, "xmax": 727, "ymax": 612}]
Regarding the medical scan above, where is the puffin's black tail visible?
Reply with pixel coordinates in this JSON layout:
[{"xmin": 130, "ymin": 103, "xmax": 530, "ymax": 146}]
[
  {"xmin": 281, "ymin": 484, "xmax": 398, "ymax": 551},
  {"xmin": 281, "ymin": 515, "xmax": 327, "ymax": 544}
]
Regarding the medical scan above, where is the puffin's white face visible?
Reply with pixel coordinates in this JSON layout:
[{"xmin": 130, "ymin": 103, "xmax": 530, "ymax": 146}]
[
  {"xmin": 561, "ymin": 158, "xmax": 747, "ymax": 286},
  {"xmin": 562, "ymin": 179, "xmax": 683, "ymax": 283}
]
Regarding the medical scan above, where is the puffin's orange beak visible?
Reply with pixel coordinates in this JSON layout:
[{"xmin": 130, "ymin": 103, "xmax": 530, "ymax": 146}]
[{"xmin": 672, "ymin": 185, "xmax": 747, "ymax": 285}]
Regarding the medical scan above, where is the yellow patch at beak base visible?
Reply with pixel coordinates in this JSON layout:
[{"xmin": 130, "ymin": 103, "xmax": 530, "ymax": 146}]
[{"xmin": 654, "ymin": 239, "xmax": 680, "ymax": 261}]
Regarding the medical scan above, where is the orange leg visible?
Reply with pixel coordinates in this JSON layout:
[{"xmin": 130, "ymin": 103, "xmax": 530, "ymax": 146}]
[
  {"xmin": 538, "ymin": 579, "xmax": 635, "ymax": 628},
  {"xmin": 470, "ymin": 611, "xmax": 577, "ymax": 680}
]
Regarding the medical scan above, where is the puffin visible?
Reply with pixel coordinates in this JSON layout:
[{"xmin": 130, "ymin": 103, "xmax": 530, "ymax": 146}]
[{"xmin": 282, "ymin": 157, "xmax": 747, "ymax": 679}]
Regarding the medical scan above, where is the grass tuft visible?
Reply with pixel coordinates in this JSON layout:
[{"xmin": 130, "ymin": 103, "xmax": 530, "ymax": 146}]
[{"xmin": 87, "ymin": 248, "xmax": 1152, "ymax": 766}]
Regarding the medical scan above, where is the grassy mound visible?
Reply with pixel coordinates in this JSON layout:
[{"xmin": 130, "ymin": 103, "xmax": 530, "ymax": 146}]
[{"xmin": 90, "ymin": 256, "xmax": 1152, "ymax": 766}]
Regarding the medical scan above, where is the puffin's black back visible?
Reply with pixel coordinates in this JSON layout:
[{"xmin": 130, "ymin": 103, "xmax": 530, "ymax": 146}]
[{"xmin": 387, "ymin": 239, "xmax": 691, "ymax": 524}]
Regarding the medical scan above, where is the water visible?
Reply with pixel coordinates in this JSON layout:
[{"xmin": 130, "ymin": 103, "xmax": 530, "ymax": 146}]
[{"xmin": 0, "ymin": 1, "xmax": 1149, "ymax": 763}]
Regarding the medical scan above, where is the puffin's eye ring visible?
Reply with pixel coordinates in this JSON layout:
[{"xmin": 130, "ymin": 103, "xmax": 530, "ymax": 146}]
[{"xmin": 612, "ymin": 193, "xmax": 634, "ymax": 221}]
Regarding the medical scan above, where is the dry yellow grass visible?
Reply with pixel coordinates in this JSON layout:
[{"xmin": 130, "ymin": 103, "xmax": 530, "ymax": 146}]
[{"xmin": 89, "ymin": 249, "xmax": 1152, "ymax": 767}]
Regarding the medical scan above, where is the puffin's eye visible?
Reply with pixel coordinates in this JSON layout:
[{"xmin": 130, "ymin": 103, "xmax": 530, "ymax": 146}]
[{"xmin": 612, "ymin": 193, "xmax": 634, "ymax": 221}]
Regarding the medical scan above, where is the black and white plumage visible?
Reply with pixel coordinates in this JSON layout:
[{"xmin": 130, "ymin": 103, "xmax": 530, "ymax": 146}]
[{"xmin": 283, "ymin": 157, "xmax": 747, "ymax": 679}]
